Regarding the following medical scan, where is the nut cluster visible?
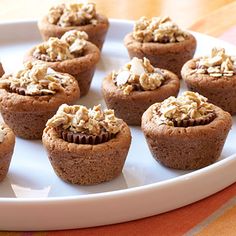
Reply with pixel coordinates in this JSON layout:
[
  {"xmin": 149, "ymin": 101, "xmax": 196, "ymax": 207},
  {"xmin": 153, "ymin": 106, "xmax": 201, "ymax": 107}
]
[
  {"xmin": 0, "ymin": 125, "xmax": 6, "ymax": 143},
  {"xmin": 193, "ymin": 48, "xmax": 236, "ymax": 77},
  {"xmin": 133, "ymin": 16, "xmax": 187, "ymax": 43},
  {"xmin": 33, "ymin": 30, "xmax": 88, "ymax": 61},
  {"xmin": 46, "ymin": 104, "xmax": 122, "ymax": 136},
  {"xmin": 47, "ymin": 2, "xmax": 97, "ymax": 27},
  {"xmin": 0, "ymin": 62, "xmax": 73, "ymax": 96},
  {"xmin": 112, "ymin": 57, "xmax": 165, "ymax": 95},
  {"xmin": 153, "ymin": 91, "xmax": 215, "ymax": 126}
]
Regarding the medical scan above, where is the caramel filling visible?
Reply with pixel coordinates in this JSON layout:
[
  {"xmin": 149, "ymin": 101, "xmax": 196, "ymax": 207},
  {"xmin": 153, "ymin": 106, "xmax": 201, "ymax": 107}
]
[
  {"xmin": 153, "ymin": 91, "xmax": 216, "ymax": 127},
  {"xmin": 190, "ymin": 48, "xmax": 236, "ymax": 77},
  {"xmin": 133, "ymin": 16, "xmax": 187, "ymax": 43},
  {"xmin": 33, "ymin": 30, "xmax": 88, "ymax": 62},
  {"xmin": 112, "ymin": 57, "xmax": 165, "ymax": 95},
  {"xmin": 47, "ymin": 3, "xmax": 97, "ymax": 27},
  {"xmin": 155, "ymin": 107, "xmax": 216, "ymax": 127},
  {"xmin": 46, "ymin": 104, "xmax": 122, "ymax": 144},
  {"xmin": 0, "ymin": 62, "xmax": 72, "ymax": 96}
]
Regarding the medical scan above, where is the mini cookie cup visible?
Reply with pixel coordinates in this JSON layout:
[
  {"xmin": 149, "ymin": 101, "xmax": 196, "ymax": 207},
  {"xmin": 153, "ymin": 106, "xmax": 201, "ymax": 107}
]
[
  {"xmin": 42, "ymin": 121, "xmax": 131, "ymax": 185},
  {"xmin": 182, "ymin": 58, "xmax": 236, "ymax": 115},
  {"xmin": 0, "ymin": 75, "xmax": 80, "ymax": 139},
  {"xmin": 24, "ymin": 41, "xmax": 100, "ymax": 97},
  {"xmin": 0, "ymin": 124, "xmax": 15, "ymax": 182},
  {"xmin": 141, "ymin": 104, "xmax": 232, "ymax": 170},
  {"xmin": 124, "ymin": 33, "xmax": 197, "ymax": 78},
  {"xmin": 102, "ymin": 69, "xmax": 180, "ymax": 125},
  {"xmin": 38, "ymin": 14, "xmax": 109, "ymax": 50}
]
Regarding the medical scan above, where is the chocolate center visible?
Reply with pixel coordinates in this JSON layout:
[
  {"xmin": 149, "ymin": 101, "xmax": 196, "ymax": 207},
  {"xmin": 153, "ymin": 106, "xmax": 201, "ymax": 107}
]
[
  {"xmin": 170, "ymin": 112, "xmax": 216, "ymax": 127},
  {"xmin": 9, "ymin": 86, "xmax": 53, "ymax": 96},
  {"xmin": 155, "ymin": 106, "xmax": 216, "ymax": 127},
  {"xmin": 10, "ymin": 86, "xmax": 27, "ymax": 95},
  {"xmin": 56, "ymin": 127, "xmax": 116, "ymax": 145}
]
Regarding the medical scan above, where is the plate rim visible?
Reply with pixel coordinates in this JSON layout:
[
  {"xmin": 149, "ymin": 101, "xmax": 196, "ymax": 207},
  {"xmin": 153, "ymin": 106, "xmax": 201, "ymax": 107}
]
[
  {"xmin": 1, "ymin": 18, "xmax": 236, "ymax": 231},
  {"xmin": 0, "ymin": 19, "xmax": 235, "ymax": 203}
]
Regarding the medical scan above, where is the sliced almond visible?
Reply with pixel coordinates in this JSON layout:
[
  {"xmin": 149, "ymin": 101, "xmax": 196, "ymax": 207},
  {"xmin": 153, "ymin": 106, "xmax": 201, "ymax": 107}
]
[
  {"xmin": 116, "ymin": 71, "xmax": 130, "ymax": 86},
  {"xmin": 130, "ymin": 57, "xmax": 146, "ymax": 76}
]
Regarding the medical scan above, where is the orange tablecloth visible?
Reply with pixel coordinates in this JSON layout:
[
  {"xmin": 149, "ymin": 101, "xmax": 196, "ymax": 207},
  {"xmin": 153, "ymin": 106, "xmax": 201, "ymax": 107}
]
[{"xmin": 1, "ymin": 26, "xmax": 236, "ymax": 236}]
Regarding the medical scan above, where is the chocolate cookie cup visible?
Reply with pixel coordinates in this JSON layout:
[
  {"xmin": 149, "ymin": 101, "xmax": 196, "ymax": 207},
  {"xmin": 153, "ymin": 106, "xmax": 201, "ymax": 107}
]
[
  {"xmin": 124, "ymin": 16, "xmax": 196, "ymax": 78},
  {"xmin": 0, "ymin": 124, "xmax": 15, "ymax": 182},
  {"xmin": 182, "ymin": 47, "xmax": 236, "ymax": 114},
  {"xmin": 0, "ymin": 62, "xmax": 80, "ymax": 139},
  {"xmin": 102, "ymin": 57, "xmax": 180, "ymax": 125},
  {"xmin": 42, "ymin": 104, "xmax": 131, "ymax": 185},
  {"xmin": 24, "ymin": 30, "xmax": 100, "ymax": 97},
  {"xmin": 38, "ymin": 2, "xmax": 109, "ymax": 50},
  {"xmin": 141, "ymin": 91, "xmax": 232, "ymax": 170}
]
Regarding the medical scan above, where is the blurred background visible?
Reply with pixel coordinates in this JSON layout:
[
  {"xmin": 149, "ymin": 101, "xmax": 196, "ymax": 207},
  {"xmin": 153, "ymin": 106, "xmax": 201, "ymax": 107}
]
[{"xmin": 0, "ymin": 0, "xmax": 235, "ymax": 38}]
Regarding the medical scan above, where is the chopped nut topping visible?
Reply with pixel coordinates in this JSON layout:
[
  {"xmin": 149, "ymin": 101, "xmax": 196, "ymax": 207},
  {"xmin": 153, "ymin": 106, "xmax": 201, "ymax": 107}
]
[
  {"xmin": 33, "ymin": 30, "xmax": 88, "ymax": 62},
  {"xmin": 193, "ymin": 48, "xmax": 236, "ymax": 77},
  {"xmin": 0, "ymin": 62, "xmax": 73, "ymax": 96},
  {"xmin": 133, "ymin": 16, "xmax": 188, "ymax": 43},
  {"xmin": 47, "ymin": 2, "xmax": 97, "ymax": 27},
  {"xmin": 0, "ymin": 125, "xmax": 6, "ymax": 143},
  {"xmin": 112, "ymin": 57, "xmax": 165, "ymax": 95},
  {"xmin": 153, "ymin": 91, "xmax": 214, "ymax": 126},
  {"xmin": 46, "ymin": 104, "xmax": 122, "ymax": 136}
]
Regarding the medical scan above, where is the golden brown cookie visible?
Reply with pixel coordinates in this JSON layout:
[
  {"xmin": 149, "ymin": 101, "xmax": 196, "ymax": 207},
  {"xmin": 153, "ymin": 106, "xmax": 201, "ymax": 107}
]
[
  {"xmin": 124, "ymin": 16, "xmax": 196, "ymax": 78},
  {"xmin": 38, "ymin": 3, "xmax": 109, "ymax": 50},
  {"xmin": 24, "ymin": 35, "xmax": 100, "ymax": 97},
  {"xmin": 42, "ymin": 104, "xmax": 132, "ymax": 185},
  {"xmin": 182, "ymin": 48, "xmax": 236, "ymax": 114},
  {"xmin": 142, "ymin": 92, "xmax": 232, "ymax": 170},
  {"xmin": 0, "ymin": 63, "xmax": 80, "ymax": 139},
  {"xmin": 102, "ymin": 57, "xmax": 180, "ymax": 125}
]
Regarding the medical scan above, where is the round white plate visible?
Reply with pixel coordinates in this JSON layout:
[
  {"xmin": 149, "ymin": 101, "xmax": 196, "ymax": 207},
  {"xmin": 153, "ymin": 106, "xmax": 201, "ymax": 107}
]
[{"xmin": 0, "ymin": 19, "xmax": 236, "ymax": 231}]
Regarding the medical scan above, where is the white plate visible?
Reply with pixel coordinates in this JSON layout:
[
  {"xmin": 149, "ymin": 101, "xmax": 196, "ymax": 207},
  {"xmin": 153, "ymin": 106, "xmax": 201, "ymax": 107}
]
[{"xmin": 0, "ymin": 19, "xmax": 236, "ymax": 231}]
